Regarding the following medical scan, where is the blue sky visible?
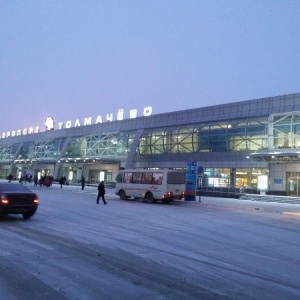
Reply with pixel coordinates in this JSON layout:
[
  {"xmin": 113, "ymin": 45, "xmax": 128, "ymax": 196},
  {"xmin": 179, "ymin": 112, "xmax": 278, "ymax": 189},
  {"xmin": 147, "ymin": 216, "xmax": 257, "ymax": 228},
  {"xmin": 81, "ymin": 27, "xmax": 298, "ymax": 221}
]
[{"xmin": 1, "ymin": 1, "xmax": 300, "ymax": 133}]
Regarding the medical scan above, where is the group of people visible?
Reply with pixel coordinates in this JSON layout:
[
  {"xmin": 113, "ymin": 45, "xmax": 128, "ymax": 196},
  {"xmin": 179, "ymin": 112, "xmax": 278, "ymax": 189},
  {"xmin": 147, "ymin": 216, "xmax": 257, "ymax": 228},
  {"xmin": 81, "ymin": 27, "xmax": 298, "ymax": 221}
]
[
  {"xmin": 34, "ymin": 175, "xmax": 53, "ymax": 187},
  {"xmin": 19, "ymin": 174, "xmax": 33, "ymax": 184},
  {"xmin": 9, "ymin": 173, "xmax": 54, "ymax": 187},
  {"xmin": 9, "ymin": 171, "xmax": 107, "ymax": 205}
]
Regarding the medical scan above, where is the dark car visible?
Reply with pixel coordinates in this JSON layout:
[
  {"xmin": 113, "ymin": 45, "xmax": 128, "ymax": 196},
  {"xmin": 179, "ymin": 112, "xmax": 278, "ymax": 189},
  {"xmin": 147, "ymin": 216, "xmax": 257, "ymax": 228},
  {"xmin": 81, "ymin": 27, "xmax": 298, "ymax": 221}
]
[{"xmin": 0, "ymin": 183, "xmax": 39, "ymax": 219}]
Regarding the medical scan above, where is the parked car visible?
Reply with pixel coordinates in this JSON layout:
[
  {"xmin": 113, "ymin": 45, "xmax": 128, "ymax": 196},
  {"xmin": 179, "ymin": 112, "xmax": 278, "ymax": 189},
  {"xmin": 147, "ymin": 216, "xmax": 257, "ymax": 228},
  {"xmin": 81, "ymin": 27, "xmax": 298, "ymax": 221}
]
[{"xmin": 0, "ymin": 183, "xmax": 39, "ymax": 219}]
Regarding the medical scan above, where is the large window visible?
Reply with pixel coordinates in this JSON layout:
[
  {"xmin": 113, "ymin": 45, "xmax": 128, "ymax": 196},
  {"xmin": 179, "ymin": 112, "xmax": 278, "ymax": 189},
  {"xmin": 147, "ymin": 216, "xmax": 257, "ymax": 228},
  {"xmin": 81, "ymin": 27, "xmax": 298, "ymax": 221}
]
[
  {"xmin": 138, "ymin": 117, "xmax": 267, "ymax": 155},
  {"xmin": 30, "ymin": 139, "xmax": 64, "ymax": 160},
  {"xmin": 63, "ymin": 132, "xmax": 135, "ymax": 159},
  {"xmin": 85, "ymin": 134, "xmax": 118, "ymax": 157},
  {"xmin": 0, "ymin": 144, "xmax": 14, "ymax": 161},
  {"xmin": 271, "ymin": 112, "xmax": 300, "ymax": 149},
  {"xmin": 202, "ymin": 167, "xmax": 268, "ymax": 189},
  {"xmin": 229, "ymin": 119, "xmax": 267, "ymax": 151}
]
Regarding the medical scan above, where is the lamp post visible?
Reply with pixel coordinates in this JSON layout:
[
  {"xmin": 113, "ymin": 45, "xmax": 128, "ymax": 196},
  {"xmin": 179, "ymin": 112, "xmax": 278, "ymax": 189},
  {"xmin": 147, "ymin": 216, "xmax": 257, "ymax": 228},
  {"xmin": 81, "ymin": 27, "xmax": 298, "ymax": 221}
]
[
  {"xmin": 197, "ymin": 165, "xmax": 204, "ymax": 203},
  {"xmin": 198, "ymin": 174, "xmax": 203, "ymax": 202}
]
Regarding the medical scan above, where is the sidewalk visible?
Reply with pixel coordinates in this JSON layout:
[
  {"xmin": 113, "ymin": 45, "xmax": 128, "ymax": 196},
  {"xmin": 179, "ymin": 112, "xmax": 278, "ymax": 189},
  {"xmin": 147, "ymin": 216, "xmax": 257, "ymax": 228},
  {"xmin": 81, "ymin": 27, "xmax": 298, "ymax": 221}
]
[
  {"xmin": 196, "ymin": 195, "xmax": 300, "ymax": 217},
  {"xmin": 49, "ymin": 183, "xmax": 300, "ymax": 217}
]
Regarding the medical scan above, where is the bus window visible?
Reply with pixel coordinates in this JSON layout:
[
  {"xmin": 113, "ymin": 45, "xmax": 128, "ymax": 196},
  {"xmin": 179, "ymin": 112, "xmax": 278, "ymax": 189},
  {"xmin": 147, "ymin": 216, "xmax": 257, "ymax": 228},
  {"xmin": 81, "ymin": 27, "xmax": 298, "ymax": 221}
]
[
  {"xmin": 152, "ymin": 172, "xmax": 163, "ymax": 185},
  {"xmin": 132, "ymin": 172, "xmax": 142, "ymax": 184},
  {"xmin": 142, "ymin": 172, "xmax": 153, "ymax": 184},
  {"xmin": 124, "ymin": 172, "xmax": 132, "ymax": 183},
  {"xmin": 116, "ymin": 174, "xmax": 122, "ymax": 183},
  {"xmin": 167, "ymin": 172, "xmax": 186, "ymax": 184}
]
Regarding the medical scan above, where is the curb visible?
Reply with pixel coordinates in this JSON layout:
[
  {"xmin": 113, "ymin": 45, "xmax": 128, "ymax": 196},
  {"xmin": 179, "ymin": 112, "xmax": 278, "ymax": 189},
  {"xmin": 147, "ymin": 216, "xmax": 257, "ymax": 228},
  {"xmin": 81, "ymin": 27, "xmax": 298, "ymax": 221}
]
[
  {"xmin": 200, "ymin": 203, "xmax": 300, "ymax": 216},
  {"xmin": 282, "ymin": 211, "xmax": 300, "ymax": 217}
]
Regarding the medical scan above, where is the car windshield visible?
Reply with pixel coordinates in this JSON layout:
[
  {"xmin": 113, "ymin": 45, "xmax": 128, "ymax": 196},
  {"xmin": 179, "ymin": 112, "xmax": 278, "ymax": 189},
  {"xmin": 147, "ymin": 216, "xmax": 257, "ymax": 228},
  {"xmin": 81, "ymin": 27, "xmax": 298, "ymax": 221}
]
[{"xmin": 0, "ymin": 183, "xmax": 31, "ymax": 193}]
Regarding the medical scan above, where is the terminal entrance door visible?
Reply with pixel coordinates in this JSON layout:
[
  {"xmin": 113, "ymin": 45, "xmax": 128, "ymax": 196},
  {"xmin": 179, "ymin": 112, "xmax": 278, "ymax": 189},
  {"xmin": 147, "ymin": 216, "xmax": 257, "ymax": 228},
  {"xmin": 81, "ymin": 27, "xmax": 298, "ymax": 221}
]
[
  {"xmin": 89, "ymin": 170, "xmax": 112, "ymax": 184},
  {"xmin": 286, "ymin": 173, "xmax": 300, "ymax": 196}
]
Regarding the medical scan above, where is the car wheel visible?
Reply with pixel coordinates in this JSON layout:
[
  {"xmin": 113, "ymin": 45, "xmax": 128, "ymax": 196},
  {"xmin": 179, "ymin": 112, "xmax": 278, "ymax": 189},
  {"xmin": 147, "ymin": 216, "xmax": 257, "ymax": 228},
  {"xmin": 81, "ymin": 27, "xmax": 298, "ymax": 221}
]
[{"xmin": 23, "ymin": 213, "xmax": 34, "ymax": 220}]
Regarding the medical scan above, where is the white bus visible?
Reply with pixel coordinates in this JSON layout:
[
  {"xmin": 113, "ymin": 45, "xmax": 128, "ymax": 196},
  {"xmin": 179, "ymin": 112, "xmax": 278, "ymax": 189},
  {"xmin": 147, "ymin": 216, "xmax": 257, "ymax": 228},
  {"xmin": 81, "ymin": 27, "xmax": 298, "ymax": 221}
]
[{"xmin": 115, "ymin": 169, "xmax": 186, "ymax": 204}]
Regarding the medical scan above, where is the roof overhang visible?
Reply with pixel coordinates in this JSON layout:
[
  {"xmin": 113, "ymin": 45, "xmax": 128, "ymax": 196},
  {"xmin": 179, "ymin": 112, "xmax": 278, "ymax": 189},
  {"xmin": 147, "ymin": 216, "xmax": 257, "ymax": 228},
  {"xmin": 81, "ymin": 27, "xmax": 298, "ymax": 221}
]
[{"xmin": 249, "ymin": 149, "xmax": 300, "ymax": 163}]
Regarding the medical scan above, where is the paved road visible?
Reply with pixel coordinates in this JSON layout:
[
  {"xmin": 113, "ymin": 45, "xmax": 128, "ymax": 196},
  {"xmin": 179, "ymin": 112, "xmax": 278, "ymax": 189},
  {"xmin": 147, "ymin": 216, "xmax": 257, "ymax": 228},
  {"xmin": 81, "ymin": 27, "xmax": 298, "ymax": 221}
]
[
  {"xmin": 0, "ymin": 184, "xmax": 300, "ymax": 299},
  {"xmin": 45, "ymin": 181, "xmax": 300, "ymax": 216}
]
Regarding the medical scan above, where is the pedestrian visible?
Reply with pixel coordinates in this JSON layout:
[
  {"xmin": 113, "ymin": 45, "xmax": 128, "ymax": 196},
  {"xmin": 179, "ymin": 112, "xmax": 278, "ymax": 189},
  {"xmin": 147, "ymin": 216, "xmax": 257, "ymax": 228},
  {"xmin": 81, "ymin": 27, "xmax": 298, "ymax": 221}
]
[
  {"xmin": 8, "ymin": 174, "xmax": 12, "ymax": 182},
  {"xmin": 33, "ymin": 175, "xmax": 38, "ymax": 187},
  {"xmin": 59, "ymin": 176, "xmax": 64, "ymax": 188},
  {"xmin": 40, "ymin": 175, "xmax": 45, "ymax": 187},
  {"xmin": 44, "ymin": 175, "xmax": 51, "ymax": 187},
  {"xmin": 97, "ymin": 181, "xmax": 107, "ymax": 204},
  {"xmin": 81, "ymin": 175, "xmax": 85, "ymax": 190}
]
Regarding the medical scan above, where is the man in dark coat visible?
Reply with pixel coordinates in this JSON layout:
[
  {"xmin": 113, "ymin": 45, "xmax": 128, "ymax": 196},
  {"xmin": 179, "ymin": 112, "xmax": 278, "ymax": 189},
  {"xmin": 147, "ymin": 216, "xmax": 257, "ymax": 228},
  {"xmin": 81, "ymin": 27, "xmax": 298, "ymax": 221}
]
[
  {"xmin": 97, "ymin": 181, "xmax": 107, "ymax": 204},
  {"xmin": 59, "ymin": 176, "xmax": 64, "ymax": 188},
  {"xmin": 33, "ymin": 175, "xmax": 38, "ymax": 187},
  {"xmin": 81, "ymin": 175, "xmax": 85, "ymax": 190}
]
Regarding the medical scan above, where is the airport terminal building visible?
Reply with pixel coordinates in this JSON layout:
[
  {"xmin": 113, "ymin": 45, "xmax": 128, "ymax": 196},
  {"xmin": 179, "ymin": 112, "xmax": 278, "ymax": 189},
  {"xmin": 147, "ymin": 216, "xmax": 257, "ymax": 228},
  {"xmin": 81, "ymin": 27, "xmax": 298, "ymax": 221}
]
[{"xmin": 0, "ymin": 92, "xmax": 300, "ymax": 196}]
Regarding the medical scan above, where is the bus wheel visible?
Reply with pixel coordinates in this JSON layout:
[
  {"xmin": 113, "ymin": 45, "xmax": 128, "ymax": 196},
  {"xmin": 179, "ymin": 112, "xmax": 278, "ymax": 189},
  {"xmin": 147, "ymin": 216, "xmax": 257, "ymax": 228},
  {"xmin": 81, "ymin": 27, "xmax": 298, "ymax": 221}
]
[
  {"xmin": 119, "ymin": 190, "xmax": 127, "ymax": 200},
  {"xmin": 146, "ymin": 192, "xmax": 156, "ymax": 203}
]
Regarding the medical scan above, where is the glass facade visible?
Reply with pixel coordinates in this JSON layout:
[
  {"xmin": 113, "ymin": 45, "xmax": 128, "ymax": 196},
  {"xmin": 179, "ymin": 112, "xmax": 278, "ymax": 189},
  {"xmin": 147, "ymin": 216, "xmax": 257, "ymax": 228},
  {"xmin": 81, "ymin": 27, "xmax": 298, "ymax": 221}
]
[
  {"xmin": 0, "ymin": 143, "xmax": 19, "ymax": 161},
  {"xmin": 0, "ymin": 93, "xmax": 299, "ymax": 194},
  {"xmin": 0, "ymin": 115, "xmax": 274, "ymax": 188},
  {"xmin": 30, "ymin": 139, "xmax": 65, "ymax": 161},
  {"xmin": 12, "ymin": 139, "xmax": 66, "ymax": 162},
  {"xmin": 135, "ymin": 116, "xmax": 269, "ymax": 190},
  {"xmin": 200, "ymin": 167, "xmax": 268, "ymax": 189},
  {"xmin": 138, "ymin": 117, "xmax": 267, "ymax": 155},
  {"xmin": 272, "ymin": 112, "xmax": 300, "ymax": 149},
  {"xmin": 61, "ymin": 132, "xmax": 135, "ymax": 160}
]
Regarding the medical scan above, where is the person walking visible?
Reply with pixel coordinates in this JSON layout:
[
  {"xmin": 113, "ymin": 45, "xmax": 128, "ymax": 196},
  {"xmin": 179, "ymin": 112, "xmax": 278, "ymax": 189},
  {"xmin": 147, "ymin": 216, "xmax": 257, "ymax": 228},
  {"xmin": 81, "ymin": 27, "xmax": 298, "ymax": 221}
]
[
  {"xmin": 97, "ymin": 181, "xmax": 107, "ymax": 204},
  {"xmin": 59, "ymin": 176, "xmax": 64, "ymax": 188},
  {"xmin": 81, "ymin": 175, "xmax": 85, "ymax": 190},
  {"xmin": 8, "ymin": 174, "xmax": 12, "ymax": 182},
  {"xmin": 33, "ymin": 175, "xmax": 38, "ymax": 187}
]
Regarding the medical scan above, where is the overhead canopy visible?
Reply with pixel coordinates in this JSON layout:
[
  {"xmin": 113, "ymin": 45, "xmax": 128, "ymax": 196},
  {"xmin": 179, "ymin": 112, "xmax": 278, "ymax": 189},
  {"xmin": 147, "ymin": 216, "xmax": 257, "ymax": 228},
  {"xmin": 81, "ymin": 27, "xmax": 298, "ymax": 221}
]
[{"xmin": 249, "ymin": 149, "xmax": 300, "ymax": 163}]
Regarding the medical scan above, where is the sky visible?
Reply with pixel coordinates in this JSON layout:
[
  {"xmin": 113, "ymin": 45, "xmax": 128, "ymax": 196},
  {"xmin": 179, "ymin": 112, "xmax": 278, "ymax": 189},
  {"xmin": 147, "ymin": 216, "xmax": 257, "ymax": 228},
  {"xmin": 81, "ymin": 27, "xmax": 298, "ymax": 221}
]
[{"xmin": 1, "ymin": 0, "xmax": 300, "ymax": 134}]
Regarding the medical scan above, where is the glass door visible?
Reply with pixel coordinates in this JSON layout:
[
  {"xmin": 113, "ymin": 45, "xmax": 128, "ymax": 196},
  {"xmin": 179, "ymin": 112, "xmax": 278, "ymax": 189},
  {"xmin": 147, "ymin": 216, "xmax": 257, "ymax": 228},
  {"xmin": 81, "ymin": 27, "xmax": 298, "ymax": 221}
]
[{"xmin": 286, "ymin": 173, "xmax": 300, "ymax": 196}]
